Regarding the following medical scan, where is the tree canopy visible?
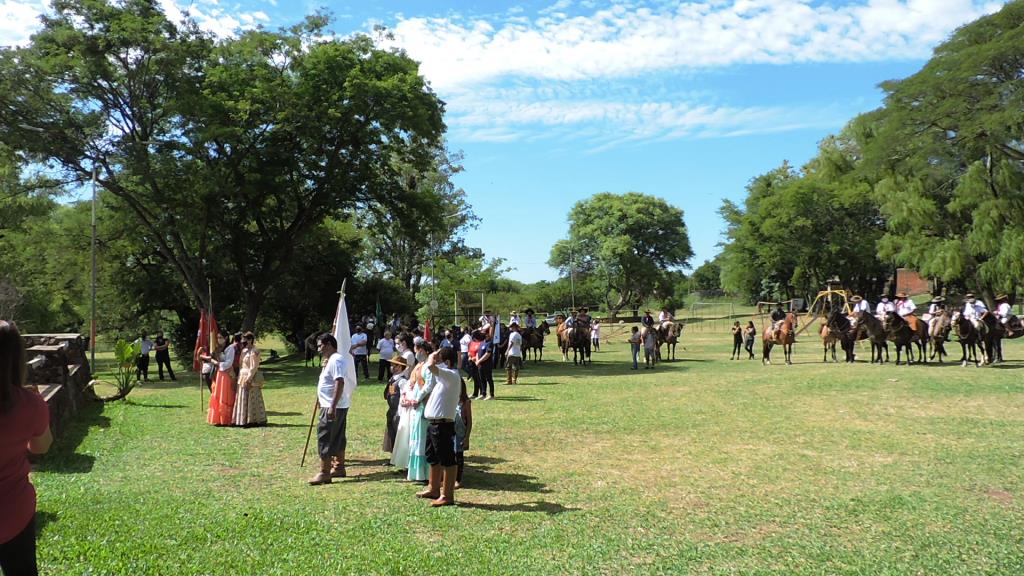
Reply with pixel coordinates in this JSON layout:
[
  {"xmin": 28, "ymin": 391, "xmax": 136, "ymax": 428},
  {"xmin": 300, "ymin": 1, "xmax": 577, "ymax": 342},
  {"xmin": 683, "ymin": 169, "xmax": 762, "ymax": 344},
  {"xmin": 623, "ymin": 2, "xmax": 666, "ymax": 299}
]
[
  {"xmin": 549, "ymin": 192, "xmax": 692, "ymax": 317},
  {"xmin": 0, "ymin": 0, "xmax": 446, "ymax": 330}
]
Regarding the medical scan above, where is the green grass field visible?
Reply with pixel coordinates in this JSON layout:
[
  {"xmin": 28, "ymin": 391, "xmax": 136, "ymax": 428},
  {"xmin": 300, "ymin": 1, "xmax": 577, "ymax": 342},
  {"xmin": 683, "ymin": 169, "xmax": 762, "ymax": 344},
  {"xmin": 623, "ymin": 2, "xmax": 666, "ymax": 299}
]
[{"xmin": 33, "ymin": 330, "xmax": 1024, "ymax": 575}]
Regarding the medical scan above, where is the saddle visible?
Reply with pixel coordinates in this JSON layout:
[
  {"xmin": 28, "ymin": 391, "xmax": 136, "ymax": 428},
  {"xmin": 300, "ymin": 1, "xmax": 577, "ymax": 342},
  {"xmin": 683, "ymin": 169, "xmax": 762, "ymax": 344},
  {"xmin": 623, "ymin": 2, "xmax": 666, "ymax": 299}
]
[{"xmin": 905, "ymin": 314, "xmax": 920, "ymax": 332}]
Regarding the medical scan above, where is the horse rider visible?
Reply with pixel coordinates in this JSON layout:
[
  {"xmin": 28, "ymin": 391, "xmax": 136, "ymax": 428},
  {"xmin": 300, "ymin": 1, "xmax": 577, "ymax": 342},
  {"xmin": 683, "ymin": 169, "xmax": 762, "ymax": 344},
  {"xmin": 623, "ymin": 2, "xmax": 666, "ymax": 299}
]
[
  {"xmin": 849, "ymin": 295, "xmax": 870, "ymax": 326},
  {"xmin": 770, "ymin": 302, "xmax": 787, "ymax": 340},
  {"xmin": 641, "ymin": 310, "xmax": 655, "ymax": 329},
  {"xmin": 658, "ymin": 307, "xmax": 676, "ymax": 337},
  {"xmin": 925, "ymin": 296, "xmax": 947, "ymax": 335},
  {"xmin": 876, "ymin": 294, "xmax": 895, "ymax": 327},
  {"xmin": 524, "ymin": 309, "xmax": 537, "ymax": 329},
  {"xmin": 894, "ymin": 292, "xmax": 919, "ymax": 330},
  {"xmin": 962, "ymin": 293, "xmax": 987, "ymax": 330},
  {"xmin": 994, "ymin": 294, "xmax": 1017, "ymax": 336},
  {"xmin": 509, "ymin": 310, "xmax": 521, "ymax": 327}
]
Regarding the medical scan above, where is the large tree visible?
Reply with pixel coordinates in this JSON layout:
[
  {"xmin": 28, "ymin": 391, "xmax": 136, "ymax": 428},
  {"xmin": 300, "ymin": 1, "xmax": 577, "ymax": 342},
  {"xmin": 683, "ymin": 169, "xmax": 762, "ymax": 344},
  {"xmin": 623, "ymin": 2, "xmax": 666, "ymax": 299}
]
[
  {"xmin": 548, "ymin": 192, "xmax": 693, "ymax": 317},
  {"xmin": 0, "ymin": 0, "xmax": 446, "ymax": 329},
  {"xmin": 865, "ymin": 1, "xmax": 1024, "ymax": 301}
]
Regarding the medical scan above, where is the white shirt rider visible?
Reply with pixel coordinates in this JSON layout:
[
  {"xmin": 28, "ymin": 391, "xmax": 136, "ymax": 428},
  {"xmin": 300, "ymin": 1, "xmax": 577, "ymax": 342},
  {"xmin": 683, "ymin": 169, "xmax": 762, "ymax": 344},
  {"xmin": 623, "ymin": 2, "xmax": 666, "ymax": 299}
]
[
  {"xmin": 995, "ymin": 302, "xmax": 1012, "ymax": 323},
  {"xmin": 896, "ymin": 298, "xmax": 916, "ymax": 317},
  {"xmin": 525, "ymin": 314, "xmax": 537, "ymax": 328},
  {"xmin": 876, "ymin": 299, "xmax": 894, "ymax": 317},
  {"xmin": 963, "ymin": 299, "xmax": 987, "ymax": 320},
  {"xmin": 852, "ymin": 299, "xmax": 870, "ymax": 314}
]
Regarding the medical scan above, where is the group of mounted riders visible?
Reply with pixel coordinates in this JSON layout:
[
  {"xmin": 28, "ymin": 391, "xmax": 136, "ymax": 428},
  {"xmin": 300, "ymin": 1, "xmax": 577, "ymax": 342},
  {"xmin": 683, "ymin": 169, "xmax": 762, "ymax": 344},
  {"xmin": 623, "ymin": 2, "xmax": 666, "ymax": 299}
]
[{"xmin": 799, "ymin": 291, "xmax": 1022, "ymax": 366}]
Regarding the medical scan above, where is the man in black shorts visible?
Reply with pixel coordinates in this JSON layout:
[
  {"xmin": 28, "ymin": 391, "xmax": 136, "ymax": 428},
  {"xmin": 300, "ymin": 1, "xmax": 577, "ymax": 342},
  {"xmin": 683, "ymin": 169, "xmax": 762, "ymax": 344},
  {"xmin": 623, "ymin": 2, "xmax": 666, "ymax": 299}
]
[{"xmin": 416, "ymin": 347, "xmax": 461, "ymax": 507}]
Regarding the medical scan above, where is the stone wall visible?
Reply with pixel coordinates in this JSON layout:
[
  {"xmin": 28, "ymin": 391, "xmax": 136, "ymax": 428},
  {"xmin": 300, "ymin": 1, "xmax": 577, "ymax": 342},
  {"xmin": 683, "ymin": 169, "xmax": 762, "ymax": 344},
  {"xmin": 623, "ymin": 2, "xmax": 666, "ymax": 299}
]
[{"xmin": 24, "ymin": 333, "xmax": 93, "ymax": 439}]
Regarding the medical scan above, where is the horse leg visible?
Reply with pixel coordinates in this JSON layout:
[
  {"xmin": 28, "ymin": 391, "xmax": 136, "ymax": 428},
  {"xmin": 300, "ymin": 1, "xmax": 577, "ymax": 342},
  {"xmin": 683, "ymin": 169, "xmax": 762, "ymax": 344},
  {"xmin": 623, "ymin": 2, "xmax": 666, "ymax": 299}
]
[{"xmin": 762, "ymin": 341, "xmax": 771, "ymax": 365}]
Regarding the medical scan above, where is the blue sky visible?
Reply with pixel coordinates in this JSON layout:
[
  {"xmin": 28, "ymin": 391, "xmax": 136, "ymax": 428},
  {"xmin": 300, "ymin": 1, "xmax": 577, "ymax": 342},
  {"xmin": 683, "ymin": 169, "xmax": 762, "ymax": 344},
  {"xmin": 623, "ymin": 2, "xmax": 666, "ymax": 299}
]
[{"xmin": 1, "ymin": 0, "xmax": 1007, "ymax": 283}]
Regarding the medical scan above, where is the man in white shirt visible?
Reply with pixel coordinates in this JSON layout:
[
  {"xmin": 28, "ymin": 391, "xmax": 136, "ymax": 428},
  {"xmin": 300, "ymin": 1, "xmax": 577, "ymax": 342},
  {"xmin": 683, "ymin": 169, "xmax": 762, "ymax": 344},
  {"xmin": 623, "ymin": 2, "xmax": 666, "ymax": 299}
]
[
  {"xmin": 309, "ymin": 334, "xmax": 350, "ymax": 486},
  {"xmin": 376, "ymin": 331, "xmax": 395, "ymax": 382},
  {"xmin": 505, "ymin": 323, "xmax": 524, "ymax": 385},
  {"xmin": 349, "ymin": 325, "xmax": 369, "ymax": 380},
  {"xmin": 135, "ymin": 333, "xmax": 154, "ymax": 381},
  {"xmin": 962, "ymin": 293, "xmax": 987, "ymax": 330},
  {"xmin": 894, "ymin": 292, "xmax": 920, "ymax": 331},
  {"xmin": 417, "ymin": 348, "xmax": 462, "ymax": 507},
  {"xmin": 458, "ymin": 330, "xmax": 473, "ymax": 374},
  {"xmin": 876, "ymin": 295, "xmax": 895, "ymax": 327},
  {"xmin": 509, "ymin": 310, "xmax": 521, "ymax": 327},
  {"xmin": 994, "ymin": 294, "xmax": 1012, "ymax": 324},
  {"xmin": 848, "ymin": 295, "xmax": 870, "ymax": 327}
]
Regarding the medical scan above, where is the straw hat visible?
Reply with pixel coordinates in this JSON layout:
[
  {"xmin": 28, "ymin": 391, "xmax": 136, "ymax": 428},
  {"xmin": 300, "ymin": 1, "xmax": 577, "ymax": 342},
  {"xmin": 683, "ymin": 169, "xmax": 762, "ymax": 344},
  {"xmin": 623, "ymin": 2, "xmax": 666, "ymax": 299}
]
[
  {"xmin": 965, "ymin": 292, "xmax": 976, "ymax": 302},
  {"xmin": 850, "ymin": 295, "xmax": 863, "ymax": 302},
  {"xmin": 386, "ymin": 356, "xmax": 408, "ymax": 368},
  {"xmin": 896, "ymin": 291, "xmax": 908, "ymax": 298},
  {"xmin": 996, "ymin": 294, "xmax": 1008, "ymax": 301},
  {"xmin": 931, "ymin": 296, "xmax": 946, "ymax": 304}
]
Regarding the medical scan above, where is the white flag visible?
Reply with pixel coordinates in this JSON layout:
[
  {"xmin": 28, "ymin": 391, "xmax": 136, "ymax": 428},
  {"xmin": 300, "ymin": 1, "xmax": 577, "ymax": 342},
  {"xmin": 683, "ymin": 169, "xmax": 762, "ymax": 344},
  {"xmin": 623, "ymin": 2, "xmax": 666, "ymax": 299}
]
[
  {"xmin": 493, "ymin": 314, "xmax": 501, "ymax": 343},
  {"xmin": 332, "ymin": 288, "xmax": 358, "ymax": 404}
]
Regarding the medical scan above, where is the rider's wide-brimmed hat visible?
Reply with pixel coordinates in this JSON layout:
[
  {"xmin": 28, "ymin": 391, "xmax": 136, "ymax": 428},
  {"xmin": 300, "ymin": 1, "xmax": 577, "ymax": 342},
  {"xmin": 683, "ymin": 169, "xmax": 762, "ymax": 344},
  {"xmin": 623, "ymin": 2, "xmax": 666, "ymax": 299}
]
[
  {"xmin": 896, "ymin": 291, "xmax": 908, "ymax": 298},
  {"xmin": 996, "ymin": 294, "xmax": 1008, "ymax": 301},
  {"xmin": 386, "ymin": 356, "xmax": 408, "ymax": 368},
  {"xmin": 931, "ymin": 296, "xmax": 946, "ymax": 303},
  {"xmin": 965, "ymin": 292, "xmax": 976, "ymax": 301},
  {"xmin": 850, "ymin": 295, "xmax": 863, "ymax": 302}
]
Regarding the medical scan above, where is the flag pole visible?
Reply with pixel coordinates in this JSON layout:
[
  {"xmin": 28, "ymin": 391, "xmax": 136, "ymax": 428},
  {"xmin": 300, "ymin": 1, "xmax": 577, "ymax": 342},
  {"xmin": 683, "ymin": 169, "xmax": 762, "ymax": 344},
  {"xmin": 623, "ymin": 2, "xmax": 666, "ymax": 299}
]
[{"xmin": 202, "ymin": 280, "xmax": 212, "ymax": 412}]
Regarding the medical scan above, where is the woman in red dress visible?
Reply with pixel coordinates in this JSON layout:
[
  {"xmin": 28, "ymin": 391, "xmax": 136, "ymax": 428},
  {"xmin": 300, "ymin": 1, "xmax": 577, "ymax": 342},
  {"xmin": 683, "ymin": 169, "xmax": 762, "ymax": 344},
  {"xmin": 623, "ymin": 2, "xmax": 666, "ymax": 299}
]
[
  {"xmin": 205, "ymin": 333, "xmax": 240, "ymax": 426},
  {"xmin": 1, "ymin": 320, "xmax": 53, "ymax": 575}
]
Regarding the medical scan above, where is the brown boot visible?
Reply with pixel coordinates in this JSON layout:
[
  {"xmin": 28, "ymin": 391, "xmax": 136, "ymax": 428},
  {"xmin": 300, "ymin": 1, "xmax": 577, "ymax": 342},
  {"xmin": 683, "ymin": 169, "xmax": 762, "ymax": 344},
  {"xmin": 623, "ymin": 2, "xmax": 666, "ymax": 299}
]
[
  {"xmin": 431, "ymin": 465, "xmax": 458, "ymax": 507},
  {"xmin": 416, "ymin": 465, "xmax": 442, "ymax": 499},
  {"xmin": 308, "ymin": 458, "xmax": 332, "ymax": 485},
  {"xmin": 330, "ymin": 455, "xmax": 346, "ymax": 478}
]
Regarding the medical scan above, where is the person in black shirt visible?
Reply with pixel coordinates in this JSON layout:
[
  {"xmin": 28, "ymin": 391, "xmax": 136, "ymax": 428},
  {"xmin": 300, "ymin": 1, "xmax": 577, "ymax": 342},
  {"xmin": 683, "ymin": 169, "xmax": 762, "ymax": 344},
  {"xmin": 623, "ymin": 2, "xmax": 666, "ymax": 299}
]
[{"xmin": 154, "ymin": 331, "xmax": 175, "ymax": 381}]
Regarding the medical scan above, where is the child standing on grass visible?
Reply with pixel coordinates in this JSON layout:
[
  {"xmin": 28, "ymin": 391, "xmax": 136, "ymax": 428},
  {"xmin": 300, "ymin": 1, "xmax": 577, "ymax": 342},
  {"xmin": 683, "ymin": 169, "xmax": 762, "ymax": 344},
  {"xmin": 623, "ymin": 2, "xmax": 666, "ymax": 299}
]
[
  {"xmin": 629, "ymin": 327, "xmax": 641, "ymax": 370},
  {"xmin": 730, "ymin": 321, "xmax": 743, "ymax": 360},
  {"xmin": 744, "ymin": 321, "xmax": 757, "ymax": 359},
  {"xmin": 643, "ymin": 328, "xmax": 657, "ymax": 369},
  {"xmin": 454, "ymin": 379, "xmax": 472, "ymax": 489}
]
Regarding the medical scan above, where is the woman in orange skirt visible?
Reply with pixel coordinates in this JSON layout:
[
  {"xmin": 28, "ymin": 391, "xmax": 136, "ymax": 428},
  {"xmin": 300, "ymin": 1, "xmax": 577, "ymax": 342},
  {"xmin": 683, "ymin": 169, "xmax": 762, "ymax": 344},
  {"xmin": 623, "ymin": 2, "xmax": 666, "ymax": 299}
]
[{"xmin": 205, "ymin": 333, "xmax": 240, "ymax": 426}]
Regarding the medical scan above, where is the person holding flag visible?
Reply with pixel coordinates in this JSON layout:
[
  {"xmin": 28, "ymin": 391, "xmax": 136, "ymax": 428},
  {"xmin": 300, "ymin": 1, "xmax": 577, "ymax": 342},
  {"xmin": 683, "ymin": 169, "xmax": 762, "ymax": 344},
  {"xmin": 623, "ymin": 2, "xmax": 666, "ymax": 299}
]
[{"xmin": 308, "ymin": 283, "xmax": 359, "ymax": 484}]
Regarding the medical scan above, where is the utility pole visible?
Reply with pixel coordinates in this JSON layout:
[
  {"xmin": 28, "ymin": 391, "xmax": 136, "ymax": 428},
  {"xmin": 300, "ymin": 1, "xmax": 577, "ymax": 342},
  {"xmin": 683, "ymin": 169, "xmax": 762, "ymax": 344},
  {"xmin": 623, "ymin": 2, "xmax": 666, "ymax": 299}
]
[{"xmin": 90, "ymin": 167, "xmax": 98, "ymax": 370}]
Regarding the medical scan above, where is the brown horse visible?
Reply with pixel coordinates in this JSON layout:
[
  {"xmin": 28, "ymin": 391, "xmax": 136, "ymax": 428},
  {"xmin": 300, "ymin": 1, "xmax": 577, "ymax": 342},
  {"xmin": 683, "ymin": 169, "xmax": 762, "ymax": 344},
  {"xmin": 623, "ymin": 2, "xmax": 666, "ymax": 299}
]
[
  {"xmin": 855, "ymin": 312, "xmax": 890, "ymax": 364},
  {"xmin": 979, "ymin": 313, "xmax": 1024, "ymax": 364},
  {"xmin": 522, "ymin": 321, "xmax": 550, "ymax": 362},
  {"xmin": 819, "ymin": 324, "xmax": 838, "ymax": 362},
  {"xmin": 885, "ymin": 312, "xmax": 928, "ymax": 365},
  {"xmin": 951, "ymin": 312, "xmax": 982, "ymax": 367},
  {"xmin": 763, "ymin": 312, "xmax": 796, "ymax": 365},
  {"xmin": 656, "ymin": 322, "xmax": 681, "ymax": 361},
  {"xmin": 927, "ymin": 309, "xmax": 952, "ymax": 362},
  {"xmin": 825, "ymin": 308, "xmax": 856, "ymax": 363}
]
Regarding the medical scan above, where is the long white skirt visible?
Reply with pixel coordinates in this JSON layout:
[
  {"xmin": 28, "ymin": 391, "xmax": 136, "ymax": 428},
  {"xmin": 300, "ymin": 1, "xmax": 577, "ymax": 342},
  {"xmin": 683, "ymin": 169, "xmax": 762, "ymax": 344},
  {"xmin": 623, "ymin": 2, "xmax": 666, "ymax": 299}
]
[{"xmin": 390, "ymin": 405, "xmax": 413, "ymax": 469}]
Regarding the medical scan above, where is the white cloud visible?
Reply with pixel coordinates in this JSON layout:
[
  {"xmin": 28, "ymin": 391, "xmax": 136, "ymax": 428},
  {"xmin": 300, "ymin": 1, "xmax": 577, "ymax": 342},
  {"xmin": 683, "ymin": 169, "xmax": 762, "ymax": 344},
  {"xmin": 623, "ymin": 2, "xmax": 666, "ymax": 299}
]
[
  {"xmin": 0, "ymin": 0, "xmax": 46, "ymax": 47},
  {"xmin": 383, "ymin": 0, "xmax": 1006, "ymax": 91},
  {"xmin": 446, "ymin": 86, "xmax": 846, "ymax": 150}
]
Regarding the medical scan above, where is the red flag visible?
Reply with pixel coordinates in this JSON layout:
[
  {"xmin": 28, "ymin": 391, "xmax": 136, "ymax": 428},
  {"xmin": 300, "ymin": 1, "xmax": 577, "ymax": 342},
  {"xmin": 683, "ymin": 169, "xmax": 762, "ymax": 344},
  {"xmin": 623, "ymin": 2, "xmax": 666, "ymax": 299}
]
[
  {"xmin": 193, "ymin": 310, "xmax": 207, "ymax": 372},
  {"xmin": 193, "ymin": 310, "xmax": 219, "ymax": 371},
  {"xmin": 424, "ymin": 319, "xmax": 431, "ymax": 343}
]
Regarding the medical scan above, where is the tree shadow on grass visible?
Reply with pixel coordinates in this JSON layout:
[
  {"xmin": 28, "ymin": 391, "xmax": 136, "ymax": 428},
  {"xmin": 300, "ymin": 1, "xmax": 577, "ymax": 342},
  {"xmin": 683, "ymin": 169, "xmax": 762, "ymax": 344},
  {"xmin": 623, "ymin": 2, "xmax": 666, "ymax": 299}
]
[
  {"xmin": 456, "ymin": 501, "xmax": 578, "ymax": 515},
  {"xmin": 263, "ymin": 422, "xmax": 307, "ymax": 428},
  {"xmin": 35, "ymin": 400, "xmax": 109, "ymax": 474},
  {"xmin": 266, "ymin": 411, "xmax": 302, "ymax": 416},
  {"xmin": 511, "ymin": 381, "xmax": 559, "ymax": 386}
]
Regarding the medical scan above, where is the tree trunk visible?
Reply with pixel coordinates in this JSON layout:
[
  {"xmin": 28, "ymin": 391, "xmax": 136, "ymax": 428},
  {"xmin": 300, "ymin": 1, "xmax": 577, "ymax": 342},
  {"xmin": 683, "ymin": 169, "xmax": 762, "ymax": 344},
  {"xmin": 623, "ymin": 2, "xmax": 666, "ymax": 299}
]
[{"xmin": 240, "ymin": 290, "xmax": 266, "ymax": 332}]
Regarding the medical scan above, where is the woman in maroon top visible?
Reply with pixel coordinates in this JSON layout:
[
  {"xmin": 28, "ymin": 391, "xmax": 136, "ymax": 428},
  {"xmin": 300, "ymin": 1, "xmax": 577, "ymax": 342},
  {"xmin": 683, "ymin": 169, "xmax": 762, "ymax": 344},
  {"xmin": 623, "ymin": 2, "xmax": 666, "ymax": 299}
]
[{"xmin": 0, "ymin": 321, "xmax": 52, "ymax": 576}]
